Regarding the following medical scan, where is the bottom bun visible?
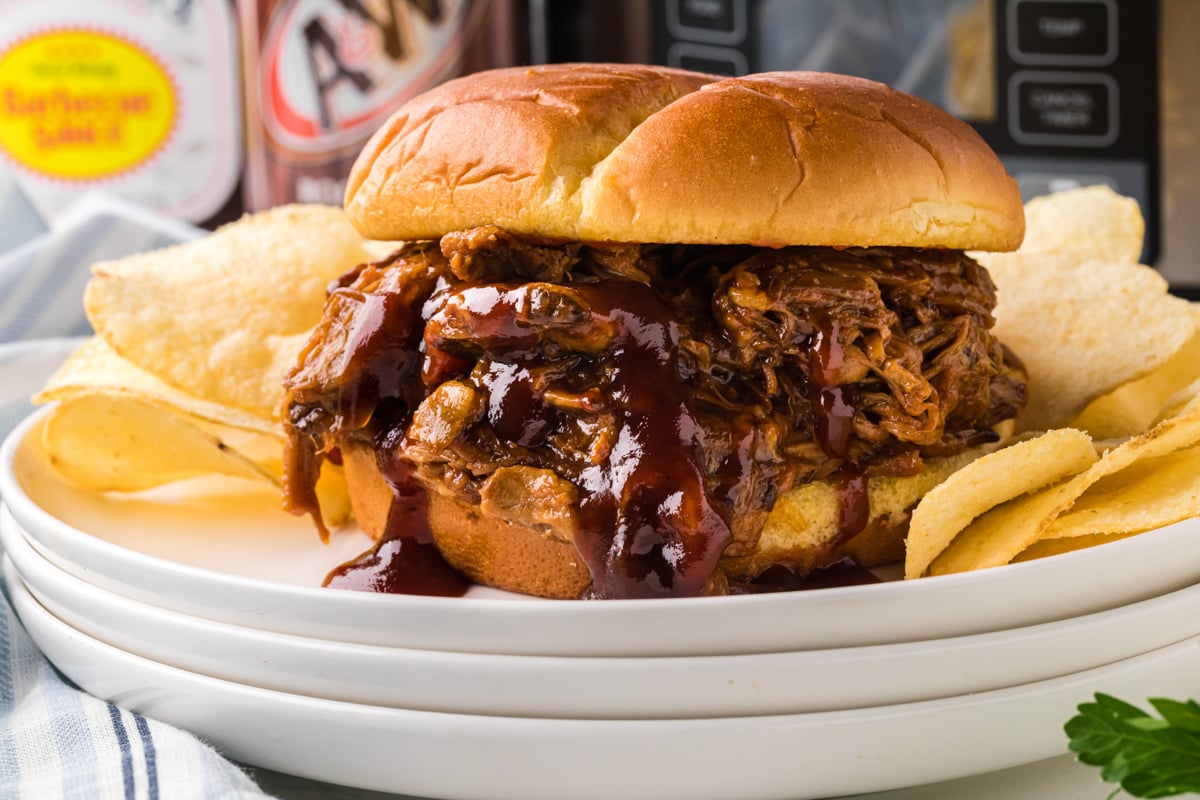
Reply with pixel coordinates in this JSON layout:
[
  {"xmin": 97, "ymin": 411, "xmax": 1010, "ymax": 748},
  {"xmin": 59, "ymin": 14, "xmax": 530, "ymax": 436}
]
[
  {"xmin": 340, "ymin": 442, "xmax": 992, "ymax": 599},
  {"xmin": 427, "ymin": 492, "xmax": 593, "ymax": 598}
]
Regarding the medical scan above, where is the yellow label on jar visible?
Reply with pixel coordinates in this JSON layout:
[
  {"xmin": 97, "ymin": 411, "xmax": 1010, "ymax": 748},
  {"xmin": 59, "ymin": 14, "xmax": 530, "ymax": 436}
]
[{"xmin": 0, "ymin": 30, "xmax": 177, "ymax": 180}]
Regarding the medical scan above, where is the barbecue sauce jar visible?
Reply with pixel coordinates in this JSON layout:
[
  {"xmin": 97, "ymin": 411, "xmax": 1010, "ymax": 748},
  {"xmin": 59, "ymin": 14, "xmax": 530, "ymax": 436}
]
[
  {"xmin": 0, "ymin": 0, "xmax": 245, "ymax": 227},
  {"xmin": 238, "ymin": 0, "xmax": 526, "ymax": 211}
]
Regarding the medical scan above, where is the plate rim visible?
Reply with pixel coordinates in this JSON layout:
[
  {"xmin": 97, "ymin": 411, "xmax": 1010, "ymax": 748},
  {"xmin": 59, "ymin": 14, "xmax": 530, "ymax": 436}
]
[
  {"xmin": 6, "ymin": 402, "xmax": 1195, "ymax": 612},
  {"xmin": 10, "ymin": 499, "xmax": 1200, "ymax": 718},
  {"xmin": 7, "ymin": 336, "xmax": 1200, "ymax": 657},
  {"xmin": 13, "ymin": 560, "xmax": 1200, "ymax": 800}
]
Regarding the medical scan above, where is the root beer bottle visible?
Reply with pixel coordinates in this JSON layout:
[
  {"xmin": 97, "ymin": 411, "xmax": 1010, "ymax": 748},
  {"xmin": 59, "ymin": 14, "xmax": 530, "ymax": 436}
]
[{"xmin": 239, "ymin": 0, "xmax": 525, "ymax": 211}]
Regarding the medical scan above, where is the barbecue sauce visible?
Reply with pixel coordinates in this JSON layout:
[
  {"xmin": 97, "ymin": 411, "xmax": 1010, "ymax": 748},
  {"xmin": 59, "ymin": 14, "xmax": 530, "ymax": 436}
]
[
  {"xmin": 808, "ymin": 321, "xmax": 871, "ymax": 547},
  {"xmin": 284, "ymin": 241, "xmax": 1026, "ymax": 600},
  {"xmin": 313, "ymin": 279, "xmax": 868, "ymax": 598},
  {"xmin": 315, "ymin": 257, "xmax": 470, "ymax": 597},
  {"xmin": 570, "ymin": 285, "xmax": 735, "ymax": 598},
  {"xmin": 323, "ymin": 458, "xmax": 469, "ymax": 597},
  {"xmin": 425, "ymin": 282, "xmax": 738, "ymax": 598}
]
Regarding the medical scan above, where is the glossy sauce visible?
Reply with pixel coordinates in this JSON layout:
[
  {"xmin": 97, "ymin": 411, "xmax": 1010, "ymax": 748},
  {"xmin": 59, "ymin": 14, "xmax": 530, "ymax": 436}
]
[
  {"xmin": 481, "ymin": 361, "xmax": 551, "ymax": 446},
  {"xmin": 807, "ymin": 320, "xmax": 871, "ymax": 546},
  {"xmin": 425, "ymin": 282, "xmax": 739, "ymax": 598},
  {"xmin": 324, "ymin": 460, "xmax": 468, "ymax": 597},
  {"xmin": 571, "ymin": 285, "xmax": 733, "ymax": 599},
  {"xmin": 288, "ymin": 242, "xmax": 1027, "ymax": 600},
  {"xmin": 319, "ymin": 262, "xmax": 470, "ymax": 597},
  {"xmin": 319, "ymin": 278, "xmax": 865, "ymax": 598}
]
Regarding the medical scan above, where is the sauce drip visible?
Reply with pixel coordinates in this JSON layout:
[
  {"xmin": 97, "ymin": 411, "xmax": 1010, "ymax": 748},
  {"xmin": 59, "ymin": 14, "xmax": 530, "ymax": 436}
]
[
  {"xmin": 808, "ymin": 320, "xmax": 870, "ymax": 546},
  {"xmin": 323, "ymin": 460, "xmax": 468, "ymax": 597},
  {"xmin": 284, "ymin": 240, "xmax": 1028, "ymax": 600},
  {"xmin": 481, "ymin": 361, "xmax": 551, "ymax": 446},
  {"xmin": 572, "ymin": 285, "xmax": 733, "ymax": 598},
  {"xmin": 426, "ymin": 282, "xmax": 738, "ymax": 598},
  {"xmin": 318, "ymin": 261, "xmax": 469, "ymax": 597}
]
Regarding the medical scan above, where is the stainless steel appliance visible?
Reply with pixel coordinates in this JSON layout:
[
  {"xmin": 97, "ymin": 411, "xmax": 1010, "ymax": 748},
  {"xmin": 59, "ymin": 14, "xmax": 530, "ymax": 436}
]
[{"xmin": 533, "ymin": 0, "xmax": 1200, "ymax": 295}]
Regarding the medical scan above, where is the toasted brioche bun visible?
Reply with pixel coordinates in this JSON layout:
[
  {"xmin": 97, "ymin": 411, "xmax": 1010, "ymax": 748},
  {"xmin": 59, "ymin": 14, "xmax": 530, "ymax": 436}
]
[
  {"xmin": 342, "ymin": 441, "xmax": 996, "ymax": 599},
  {"xmin": 346, "ymin": 64, "xmax": 1023, "ymax": 251}
]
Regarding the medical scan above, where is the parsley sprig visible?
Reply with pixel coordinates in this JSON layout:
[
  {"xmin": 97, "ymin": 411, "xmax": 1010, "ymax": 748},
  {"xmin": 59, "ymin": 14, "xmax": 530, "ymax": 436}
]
[{"xmin": 1066, "ymin": 693, "xmax": 1200, "ymax": 798}]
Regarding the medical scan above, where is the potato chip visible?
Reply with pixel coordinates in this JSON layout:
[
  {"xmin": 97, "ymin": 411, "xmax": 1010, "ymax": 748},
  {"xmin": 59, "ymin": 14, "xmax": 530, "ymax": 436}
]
[
  {"xmin": 43, "ymin": 393, "xmax": 278, "ymax": 492},
  {"xmin": 36, "ymin": 338, "xmax": 353, "ymax": 527},
  {"xmin": 1012, "ymin": 531, "xmax": 1140, "ymax": 563},
  {"xmin": 904, "ymin": 429, "xmax": 1097, "ymax": 579},
  {"xmin": 1017, "ymin": 184, "xmax": 1145, "ymax": 265},
  {"xmin": 1154, "ymin": 377, "xmax": 1200, "ymax": 425},
  {"xmin": 926, "ymin": 477, "xmax": 1079, "ymax": 576},
  {"xmin": 1070, "ymin": 306, "xmax": 1200, "ymax": 438},
  {"xmin": 35, "ymin": 338, "xmax": 279, "ymax": 437},
  {"xmin": 982, "ymin": 253, "xmax": 1194, "ymax": 432},
  {"xmin": 1043, "ymin": 446, "xmax": 1200, "ymax": 539},
  {"xmin": 85, "ymin": 205, "xmax": 373, "ymax": 418},
  {"xmin": 928, "ymin": 394, "xmax": 1200, "ymax": 575}
]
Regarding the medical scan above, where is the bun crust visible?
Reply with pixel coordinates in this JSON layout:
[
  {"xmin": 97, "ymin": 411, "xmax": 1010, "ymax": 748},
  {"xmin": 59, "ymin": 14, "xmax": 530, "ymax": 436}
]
[
  {"xmin": 342, "ymin": 440, "xmax": 993, "ymax": 599},
  {"xmin": 341, "ymin": 441, "xmax": 590, "ymax": 598},
  {"xmin": 346, "ymin": 65, "xmax": 1024, "ymax": 251},
  {"xmin": 345, "ymin": 64, "xmax": 713, "ymax": 244}
]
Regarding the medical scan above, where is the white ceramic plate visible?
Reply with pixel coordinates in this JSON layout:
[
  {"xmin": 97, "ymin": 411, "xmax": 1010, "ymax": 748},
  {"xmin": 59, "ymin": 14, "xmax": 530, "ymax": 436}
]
[
  {"xmin": 8, "ymin": 406, "xmax": 1200, "ymax": 658},
  {"xmin": 9, "ymin": 500, "xmax": 1200, "ymax": 719},
  {"xmin": 0, "ymin": 338, "xmax": 82, "ymax": 434},
  {"xmin": 12, "ymin": 560, "xmax": 1200, "ymax": 800}
]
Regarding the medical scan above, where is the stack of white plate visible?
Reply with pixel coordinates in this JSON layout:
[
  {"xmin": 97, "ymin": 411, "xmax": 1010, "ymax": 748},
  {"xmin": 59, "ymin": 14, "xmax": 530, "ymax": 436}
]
[{"xmin": 5, "ymin": 405, "xmax": 1200, "ymax": 800}]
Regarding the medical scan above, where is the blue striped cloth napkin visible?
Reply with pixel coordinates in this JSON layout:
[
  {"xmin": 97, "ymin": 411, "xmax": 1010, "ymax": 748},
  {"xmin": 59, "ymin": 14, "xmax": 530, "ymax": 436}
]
[
  {"xmin": 0, "ymin": 191, "xmax": 203, "ymax": 343},
  {"xmin": 0, "ymin": 188, "xmax": 274, "ymax": 799},
  {"xmin": 0, "ymin": 173, "xmax": 47, "ymax": 255}
]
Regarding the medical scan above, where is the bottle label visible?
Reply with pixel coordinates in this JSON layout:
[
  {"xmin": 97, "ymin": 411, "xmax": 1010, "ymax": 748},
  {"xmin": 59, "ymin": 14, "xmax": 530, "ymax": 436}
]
[
  {"xmin": 0, "ymin": 30, "xmax": 177, "ymax": 180},
  {"xmin": 0, "ymin": 0, "xmax": 242, "ymax": 223},
  {"xmin": 258, "ymin": 0, "xmax": 479, "ymax": 155}
]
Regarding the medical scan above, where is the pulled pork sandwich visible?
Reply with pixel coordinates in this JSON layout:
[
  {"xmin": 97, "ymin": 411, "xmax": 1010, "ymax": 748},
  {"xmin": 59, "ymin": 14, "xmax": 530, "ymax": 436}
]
[{"xmin": 282, "ymin": 64, "xmax": 1028, "ymax": 600}]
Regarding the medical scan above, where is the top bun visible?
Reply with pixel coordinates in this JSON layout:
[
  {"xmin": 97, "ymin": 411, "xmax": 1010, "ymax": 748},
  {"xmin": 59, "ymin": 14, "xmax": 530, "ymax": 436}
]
[{"xmin": 346, "ymin": 64, "xmax": 1024, "ymax": 251}]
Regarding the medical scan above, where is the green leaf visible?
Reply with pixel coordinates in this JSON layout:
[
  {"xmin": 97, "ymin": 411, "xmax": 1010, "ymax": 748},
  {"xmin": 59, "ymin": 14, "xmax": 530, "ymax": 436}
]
[
  {"xmin": 1151, "ymin": 699, "xmax": 1200, "ymax": 735},
  {"xmin": 1066, "ymin": 693, "xmax": 1200, "ymax": 798}
]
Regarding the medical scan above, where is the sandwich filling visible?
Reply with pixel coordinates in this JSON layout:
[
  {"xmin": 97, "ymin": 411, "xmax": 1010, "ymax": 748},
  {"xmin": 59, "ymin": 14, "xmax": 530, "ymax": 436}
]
[{"xmin": 282, "ymin": 227, "xmax": 1026, "ymax": 598}]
